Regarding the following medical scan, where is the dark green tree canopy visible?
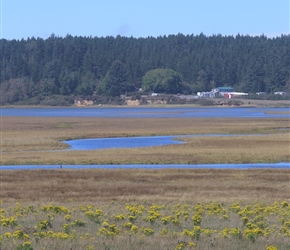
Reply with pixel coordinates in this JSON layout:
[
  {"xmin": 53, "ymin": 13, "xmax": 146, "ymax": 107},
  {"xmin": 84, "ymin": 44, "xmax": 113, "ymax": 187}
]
[
  {"xmin": 0, "ymin": 34, "xmax": 289, "ymax": 104},
  {"xmin": 98, "ymin": 60, "xmax": 129, "ymax": 96},
  {"xmin": 142, "ymin": 68, "xmax": 182, "ymax": 94}
]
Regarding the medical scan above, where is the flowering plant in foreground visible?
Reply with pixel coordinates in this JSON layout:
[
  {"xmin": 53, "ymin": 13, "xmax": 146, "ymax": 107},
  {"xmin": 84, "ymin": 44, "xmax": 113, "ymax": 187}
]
[{"xmin": 0, "ymin": 200, "xmax": 289, "ymax": 249}]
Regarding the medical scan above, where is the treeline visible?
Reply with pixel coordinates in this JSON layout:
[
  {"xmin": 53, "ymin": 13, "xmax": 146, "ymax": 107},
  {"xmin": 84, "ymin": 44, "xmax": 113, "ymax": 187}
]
[{"xmin": 0, "ymin": 33, "xmax": 289, "ymax": 104}]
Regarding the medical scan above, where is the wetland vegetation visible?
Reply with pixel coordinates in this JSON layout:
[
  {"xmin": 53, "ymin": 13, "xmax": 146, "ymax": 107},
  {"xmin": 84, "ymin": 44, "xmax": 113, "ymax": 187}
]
[
  {"xmin": 0, "ymin": 114, "xmax": 289, "ymax": 249},
  {"xmin": 0, "ymin": 169, "xmax": 290, "ymax": 249},
  {"xmin": 1, "ymin": 117, "xmax": 289, "ymax": 165}
]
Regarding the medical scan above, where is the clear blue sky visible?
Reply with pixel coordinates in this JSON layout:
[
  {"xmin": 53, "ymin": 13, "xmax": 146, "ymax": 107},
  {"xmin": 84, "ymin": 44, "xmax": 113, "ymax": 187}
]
[{"xmin": 1, "ymin": 0, "xmax": 289, "ymax": 40}]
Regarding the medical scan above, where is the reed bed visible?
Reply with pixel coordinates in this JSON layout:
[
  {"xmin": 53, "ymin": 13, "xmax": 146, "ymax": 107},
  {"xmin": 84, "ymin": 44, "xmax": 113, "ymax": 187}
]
[{"xmin": 0, "ymin": 168, "xmax": 289, "ymax": 203}]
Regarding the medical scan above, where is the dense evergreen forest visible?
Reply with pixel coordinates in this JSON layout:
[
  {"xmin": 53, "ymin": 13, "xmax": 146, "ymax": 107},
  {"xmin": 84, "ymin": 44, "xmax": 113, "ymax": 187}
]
[{"xmin": 0, "ymin": 33, "xmax": 289, "ymax": 105}]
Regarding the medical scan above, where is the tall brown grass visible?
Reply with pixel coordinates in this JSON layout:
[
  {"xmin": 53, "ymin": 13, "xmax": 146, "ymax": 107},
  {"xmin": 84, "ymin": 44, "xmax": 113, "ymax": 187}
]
[{"xmin": 0, "ymin": 168, "xmax": 289, "ymax": 203}]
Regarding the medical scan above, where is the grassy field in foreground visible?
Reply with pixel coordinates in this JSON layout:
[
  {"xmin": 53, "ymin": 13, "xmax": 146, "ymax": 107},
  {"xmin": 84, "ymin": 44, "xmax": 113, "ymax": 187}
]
[
  {"xmin": 1, "ymin": 117, "xmax": 289, "ymax": 164},
  {"xmin": 0, "ymin": 199, "xmax": 290, "ymax": 250},
  {"xmin": 0, "ymin": 169, "xmax": 290, "ymax": 249}
]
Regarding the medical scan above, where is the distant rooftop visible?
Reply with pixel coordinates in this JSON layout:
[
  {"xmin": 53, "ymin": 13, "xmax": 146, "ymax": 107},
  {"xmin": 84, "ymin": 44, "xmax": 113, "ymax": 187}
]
[{"xmin": 214, "ymin": 87, "xmax": 234, "ymax": 92}]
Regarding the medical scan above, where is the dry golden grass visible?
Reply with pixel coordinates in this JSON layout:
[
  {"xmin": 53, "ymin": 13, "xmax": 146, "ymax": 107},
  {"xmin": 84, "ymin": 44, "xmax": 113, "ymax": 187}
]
[
  {"xmin": 1, "ymin": 117, "xmax": 289, "ymax": 164},
  {"xmin": 0, "ymin": 168, "xmax": 289, "ymax": 204}
]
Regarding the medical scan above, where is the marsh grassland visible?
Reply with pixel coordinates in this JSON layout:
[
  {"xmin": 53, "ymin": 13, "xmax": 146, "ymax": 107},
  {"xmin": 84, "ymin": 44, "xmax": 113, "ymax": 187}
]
[
  {"xmin": 0, "ymin": 116, "xmax": 290, "ymax": 249},
  {"xmin": 1, "ymin": 117, "xmax": 289, "ymax": 164}
]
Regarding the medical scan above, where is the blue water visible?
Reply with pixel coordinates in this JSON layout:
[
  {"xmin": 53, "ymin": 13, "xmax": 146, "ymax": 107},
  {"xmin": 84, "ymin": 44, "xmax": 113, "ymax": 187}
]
[
  {"xmin": 63, "ymin": 134, "xmax": 264, "ymax": 151},
  {"xmin": 1, "ymin": 162, "xmax": 289, "ymax": 170},
  {"xmin": 64, "ymin": 135, "xmax": 183, "ymax": 150},
  {"xmin": 1, "ymin": 107, "xmax": 289, "ymax": 118},
  {"xmin": 1, "ymin": 107, "xmax": 289, "ymax": 170}
]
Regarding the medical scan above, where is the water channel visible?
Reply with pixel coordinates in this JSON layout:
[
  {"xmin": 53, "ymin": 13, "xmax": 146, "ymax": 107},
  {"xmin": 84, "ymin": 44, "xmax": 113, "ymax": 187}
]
[
  {"xmin": 2, "ymin": 107, "xmax": 289, "ymax": 170},
  {"xmin": 1, "ymin": 162, "xmax": 289, "ymax": 170},
  {"xmin": 1, "ymin": 107, "xmax": 290, "ymax": 118}
]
